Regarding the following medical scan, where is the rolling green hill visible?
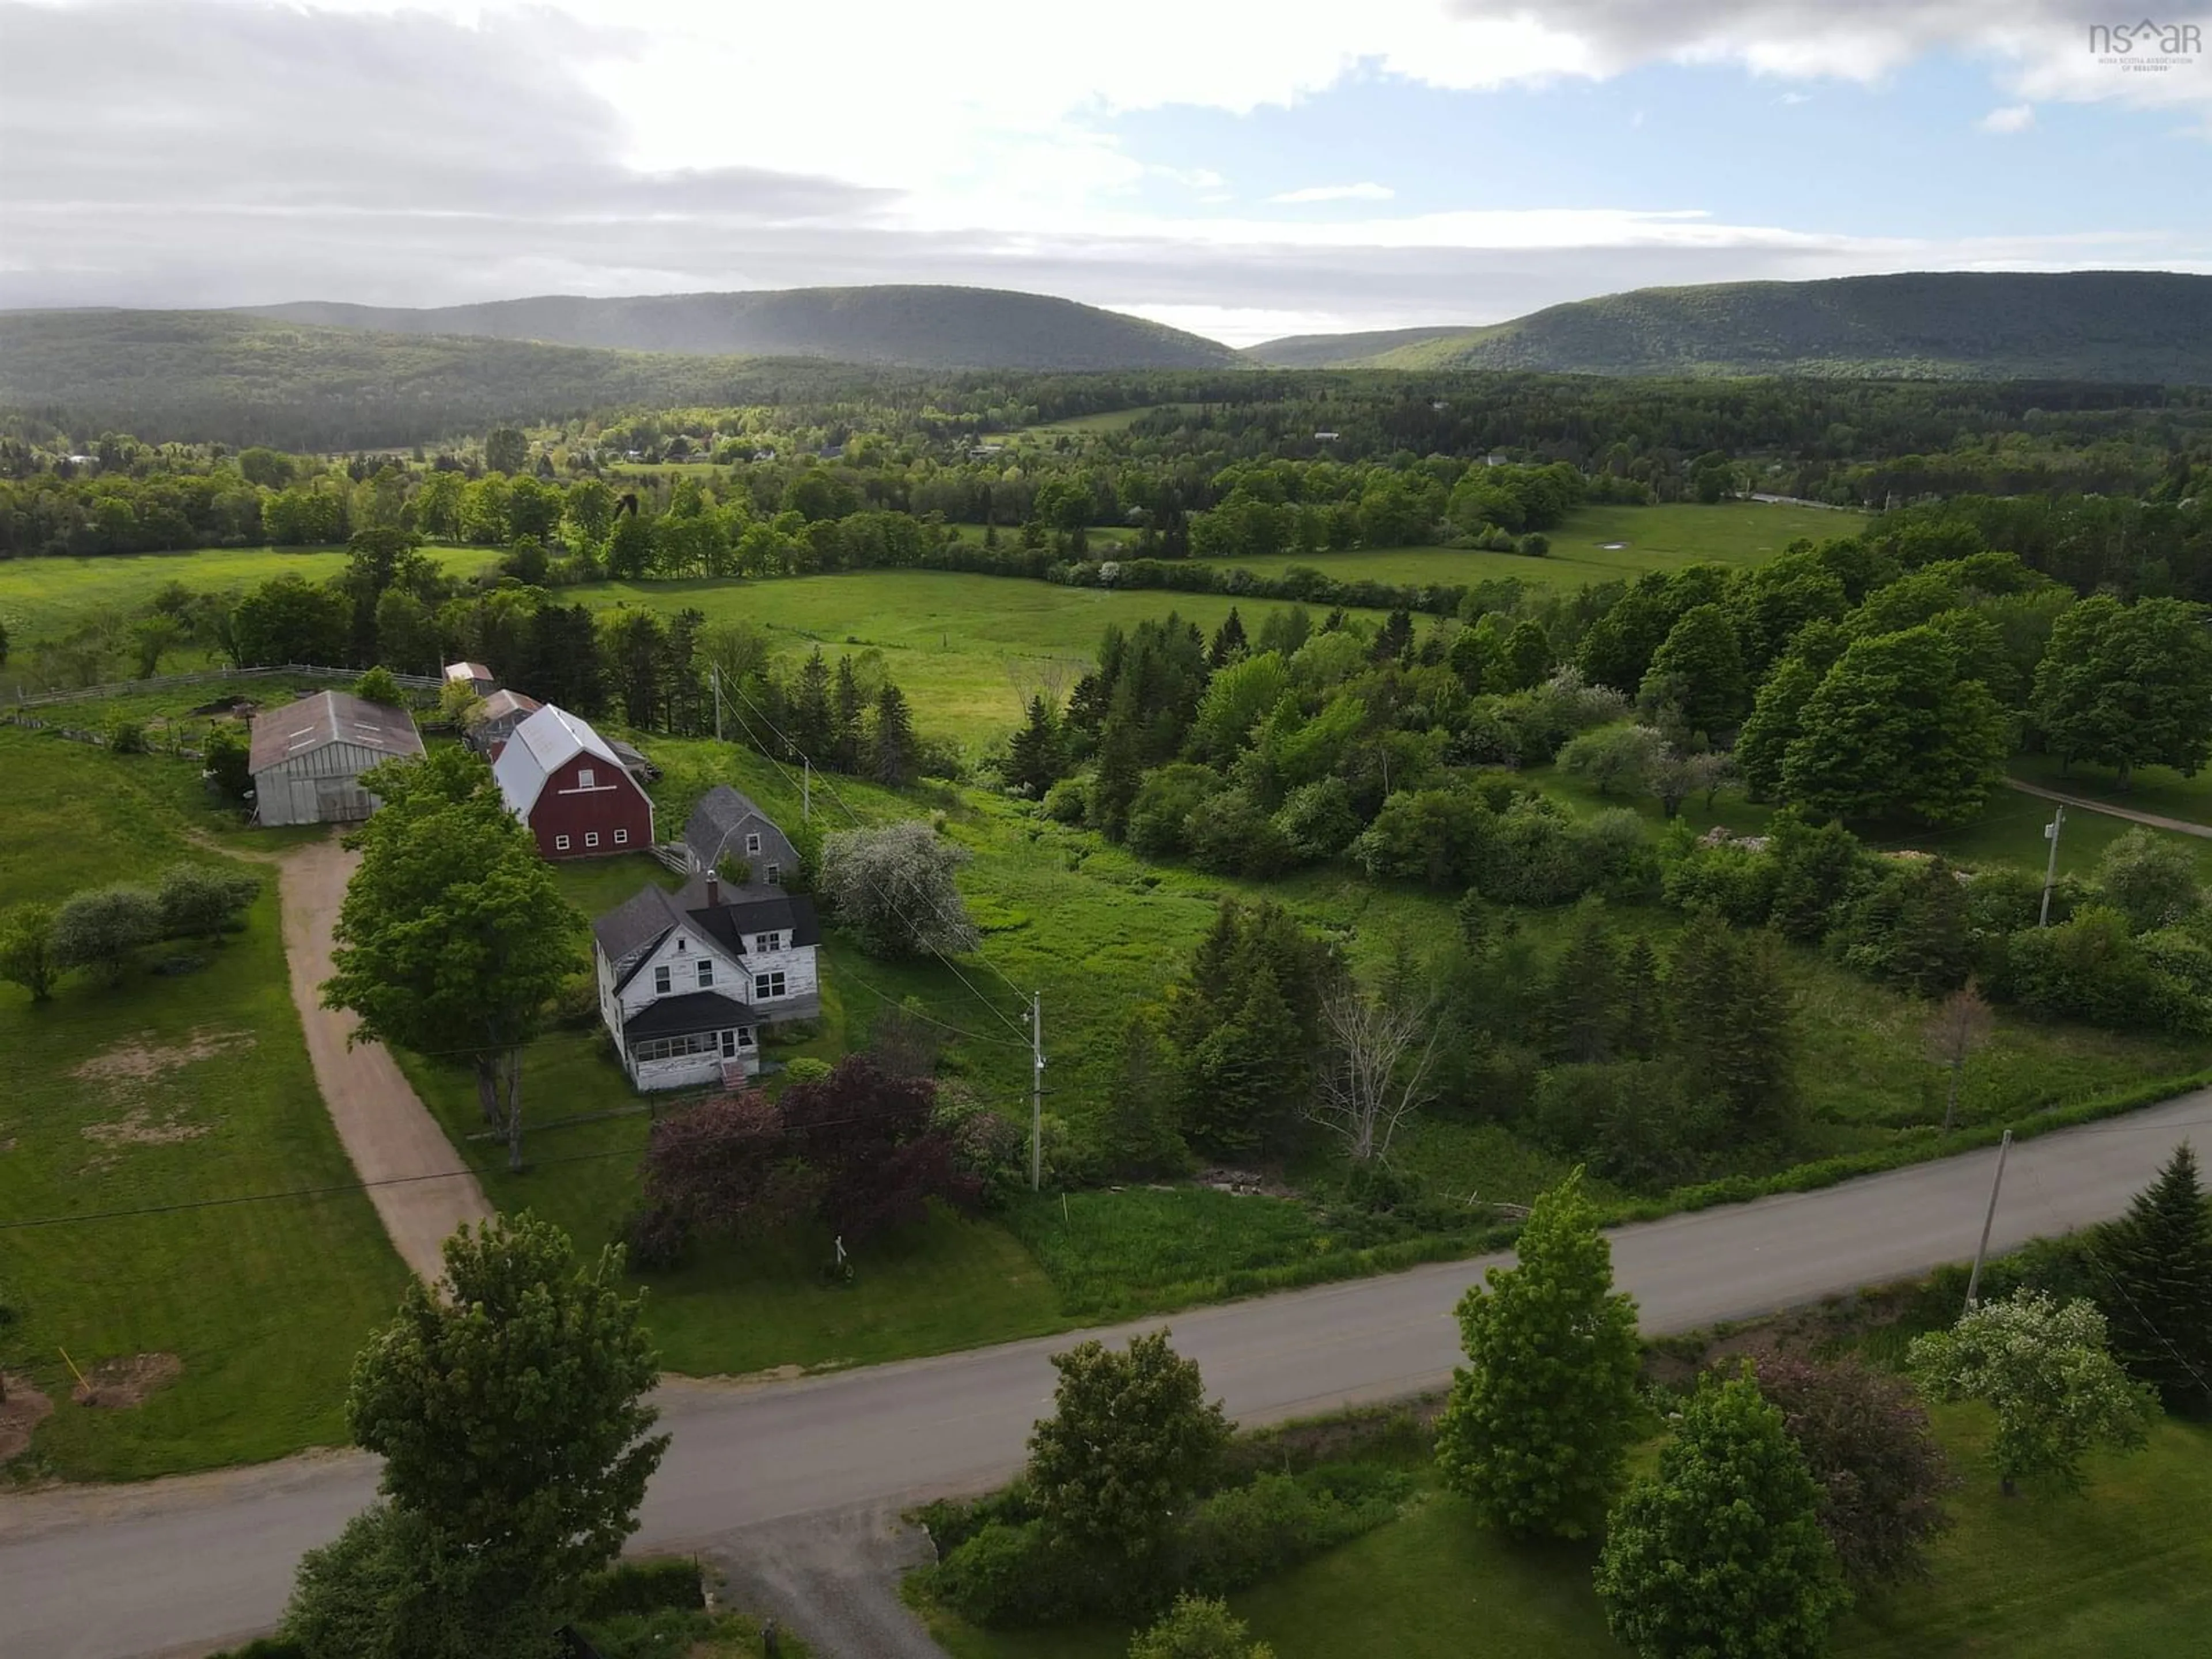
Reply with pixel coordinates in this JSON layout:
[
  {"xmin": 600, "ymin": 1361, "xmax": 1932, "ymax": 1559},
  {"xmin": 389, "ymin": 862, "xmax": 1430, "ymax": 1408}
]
[
  {"xmin": 0, "ymin": 309, "xmax": 968, "ymax": 449},
  {"xmin": 1246, "ymin": 271, "xmax": 2212, "ymax": 382},
  {"xmin": 1238, "ymin": 324, "xmax": 1483, "ymax": 369},
  {"xmin": 244, "ymin": 285, "xmax": 1244, "ymax": 372}
]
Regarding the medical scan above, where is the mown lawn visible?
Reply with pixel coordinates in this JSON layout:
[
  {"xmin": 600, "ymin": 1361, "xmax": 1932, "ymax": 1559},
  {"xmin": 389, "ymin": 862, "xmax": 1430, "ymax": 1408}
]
[
  {"xmin": 0, "ymin": 730, "xmax": 408, "ymax": 1480},
  {"xmin": 917, "ymin": 1411, "xmax": 2212, "ymax": 1659}
]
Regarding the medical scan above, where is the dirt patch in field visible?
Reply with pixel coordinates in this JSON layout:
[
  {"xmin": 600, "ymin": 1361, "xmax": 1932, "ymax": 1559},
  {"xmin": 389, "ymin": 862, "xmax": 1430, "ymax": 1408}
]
[
  {"xmin": 73, "ymin": 1028, "xmax": 256, "ymax": 1088},
  {"xmin": 71, "ymin": 1353, "xmax": 183, "ymax": 1410},
  {"xmin": 1, "ymin": 1375, "xmax": 55, "ymax": 1463},
  {"xmin": 73, "ymin": 1029, "xmax": 256, "ymax": 1158}
]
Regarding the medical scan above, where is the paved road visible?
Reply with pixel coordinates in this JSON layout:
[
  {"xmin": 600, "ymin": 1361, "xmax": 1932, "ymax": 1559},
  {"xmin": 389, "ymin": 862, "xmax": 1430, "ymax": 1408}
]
[
  {"xmin": 276, "ymin": 834, "xmax": 491, "ymax": 1279},
  {"xmin": 2006, "ymin": 777, "xmax": 2212, "ymax": 840},
  {"xmin": 3, "ymin": 1090, "xmax": 2206, "ymax": 1659}
]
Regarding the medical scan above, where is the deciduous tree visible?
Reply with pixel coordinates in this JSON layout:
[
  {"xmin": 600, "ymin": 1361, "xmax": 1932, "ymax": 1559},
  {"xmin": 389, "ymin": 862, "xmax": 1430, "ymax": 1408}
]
[
  {"xmin": 817, "ymin": 820, "xmax": 979, "ymax": 958},
  {"xmin": 1130, "ymin": 1595, "xmax": 1276, "ymax": 1659},
  {"xmin": 1752, "ymin": 1355, "xmax": 1955, "ymax": 1586},
  {"xmin": 2032, "ymin": 595, "xmax": 2212, "ymax": 786},
  {"xmin": 1910, "ymin": 1290, "xmax": 2154, "ymax": 1495},
  {"xmin": 1596, "ymin": 1368, "xmax": 1847, "ymax": 1659},
  {"xmin": 51, "ymin": 884, "xmax": 161, "ymax": 986},
  {"xmin": 1434, "ymin": 1169, "xmax": 1641, "ymax": 1538},
  {"xmin": 1028, "ymin": 1331, "xmax": 1229, "ymax": 1563},
  {"xmin": 324, "ymin": 748, "xmax": 582, "ymax": 1169},
  {"xmin": 0, "ymin": 903, "xmax": 59, "ymax": 1002},
  {"xmin": 340, "ymin": 1214, "xmax": 666, "ymax": 1649},
  {"xmin": 1309, "ymin": 981, "xmax": 1442, "ymax": 1162}
]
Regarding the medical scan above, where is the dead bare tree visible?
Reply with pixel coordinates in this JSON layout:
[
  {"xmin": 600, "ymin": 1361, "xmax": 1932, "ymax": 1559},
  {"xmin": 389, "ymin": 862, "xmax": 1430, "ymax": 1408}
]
[
  {"xmin": 1309, "ymin": 986, "xmax": 1444, "ymax": 1163},
  {"xmin": 1926, "ymin": 980, "xmax": 1995, "ymax": 1132},
  {"xmin": 1001, "ymin": 653, "xmax": 1081, "ymax": 719}
]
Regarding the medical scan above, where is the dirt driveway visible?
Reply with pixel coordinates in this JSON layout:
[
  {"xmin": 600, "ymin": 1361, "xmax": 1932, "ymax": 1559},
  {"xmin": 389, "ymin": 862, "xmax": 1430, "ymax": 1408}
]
[{"xmin": 277, "ymin": 833, "xmax": 492, "ymax": 1281}]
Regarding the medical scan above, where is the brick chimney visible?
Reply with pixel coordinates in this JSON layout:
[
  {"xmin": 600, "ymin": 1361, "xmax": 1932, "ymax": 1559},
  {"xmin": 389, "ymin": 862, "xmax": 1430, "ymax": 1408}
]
[{"xmin": 704, "ymin": 871, "xmax": 720, "ymax": 907}]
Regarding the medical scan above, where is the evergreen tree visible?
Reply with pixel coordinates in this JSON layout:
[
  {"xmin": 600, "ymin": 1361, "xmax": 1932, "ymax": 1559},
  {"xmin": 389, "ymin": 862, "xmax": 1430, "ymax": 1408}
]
[
  {"xmin": 1099, "ymin": 1009, "xmax": 1187, "ymax": 1176},
  {"xmin": 1541, "ymin": 903, "xmax": 1621, "ymax": 1063},
  {"xmin": 1005, "ymin": 694, "xmax": 1065, "ymax": 799},
  {"xmin": 791, "ymin": 648, "xmax": 835, "ymax": 762},
  {"xmin": 1435, "ymin": 1170, "xmax": 1642, "ymax": 1539},
  {"xmin": 1596, "ymin": 1368, "xmax": 1848, "ymax": 1659},
  {"xmin": 1089, "ymin": 705, "xmax": 1145, "ymax": 841},
  {"xmin": 1179, "ymin": 961, "xmax": 1305, "ymax": 1158},
  {"xmin": 1616, "ymin": 934, "xmax": 1665, "ymax": 1058},
  {"xmin": 870, "ymin": 682, "xmax": 917, "ymax": 787},
  {"xmin": 831, "ymin": 656, "xmax": 865, "ymax": 771},
  {"xmin": 2099, "ymin": 1143, "xmax": 2212, "ymax": 1416},
  {"xmin": 1668, "ymin": 914, "xmax": 1796, "ymax": 1141},
  {"xmin": 1207, "ymin": 607, "xmax": 1248, "ymax": 668}
]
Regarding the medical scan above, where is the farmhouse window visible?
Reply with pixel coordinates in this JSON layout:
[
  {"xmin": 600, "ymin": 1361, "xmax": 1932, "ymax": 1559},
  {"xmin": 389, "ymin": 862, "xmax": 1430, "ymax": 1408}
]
[
  {"xmin": 757, "ymin": 931, "xmax": 783, "ymax": 952},
  {"xmin": 766, "ymin": 863, "xmax": 781, "ymax": 884},
  {"xmin": 654, "ymin": 964, "xmax": 672, "ymax": 994},
  {"xmin": 578, "ymin": 767, "xmax": 596, "ymax": 787},
  {"xmin": 745, "ymin": 833, "xmax": 762, "ymax": 855},
  {"xmin": 695, "ymin": 958, "xmax": 715, "ymax": 988},
  {"xmin": 614, "ymin": 828, "xmax": 628, "ymax": 844},
  {"xmin": 555, "ymin": 834, "xmax": 571, "ymax": 851},
  {"xmin": 633, "ymin": 1031, "xmax": 715, "ymax": 1063},
  {"xmin": 755, "ymin": 971, "xmax": 786, "ymax": 1000},
  {"xmin": 586, "ymin": 832, "xmax": 600, "ymax": 849}
]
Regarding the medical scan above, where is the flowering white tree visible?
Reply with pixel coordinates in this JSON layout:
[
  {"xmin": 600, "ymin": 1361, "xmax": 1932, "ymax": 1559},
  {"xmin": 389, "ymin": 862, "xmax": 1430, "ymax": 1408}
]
[{"xmin": 819, "ymin": 820, "xmax": 980, "ymax": 959}]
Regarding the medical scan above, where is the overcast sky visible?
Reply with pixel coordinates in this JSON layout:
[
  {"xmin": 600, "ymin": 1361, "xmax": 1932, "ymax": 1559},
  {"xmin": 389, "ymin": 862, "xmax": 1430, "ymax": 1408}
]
[{"xmin": 2, "ymin": 0, "xmax": 2207, "ymax": 342}]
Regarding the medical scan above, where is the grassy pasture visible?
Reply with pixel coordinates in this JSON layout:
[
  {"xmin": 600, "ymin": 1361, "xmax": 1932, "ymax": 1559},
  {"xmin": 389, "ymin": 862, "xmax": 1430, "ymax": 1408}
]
[
  {"xmin": 0, "ymin": 543, "xmax": 494, "ymax": 658},
  {"xmin": 1184, "ymin": 500, "xmax": 1867, "ymax": 590},
  {"xmin": 569, "ymin": 570, "xmax": 1372, "ymax": 747},
  {"xmin": 918, "ymin": 1411, "xmax": 2212, "ymax": 1659},
  {"xmin": 0, "ymin": 730, "xmax": 407, "ymax": 1480}
]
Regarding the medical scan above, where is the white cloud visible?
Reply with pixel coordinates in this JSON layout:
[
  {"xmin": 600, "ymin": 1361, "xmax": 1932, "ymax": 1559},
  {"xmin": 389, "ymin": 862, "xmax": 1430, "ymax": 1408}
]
[
  {"xmin": 2, "ymin": 0, "xmax": 2206, "ymax": 329},
  {"xmin": 1269, "ymin": 182, "xmax": 1397, "ymax": 203},
  {"xmin": 1981, "ymin": 103, "xmax": 2036, "ymax": 132}
]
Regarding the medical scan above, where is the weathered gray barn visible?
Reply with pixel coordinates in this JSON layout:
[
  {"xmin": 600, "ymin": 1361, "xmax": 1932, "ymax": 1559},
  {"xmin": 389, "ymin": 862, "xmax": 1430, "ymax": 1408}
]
[{"xmin": 248, "ymin": 690, "xmax": 425, "ymax": 826}]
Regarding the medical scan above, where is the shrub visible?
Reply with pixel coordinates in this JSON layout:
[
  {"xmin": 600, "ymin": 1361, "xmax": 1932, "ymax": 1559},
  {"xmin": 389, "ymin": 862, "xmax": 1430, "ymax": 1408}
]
[
  {"xmin": 1987, "ymin": 904, "xmax": 2209, "ymax": 1033},
  {"xmin": 51, "ymin": 883, "xmax": 162, "ymax": 986},
  {"xmin": 926, "ymin": 1520, "xmax": 1117, "ymax": 1626},
  {"xmin": 355, "ymin": 666, "xmax": 404, "ymax": 706},
  {"xmin": 622, "ymin": 1205, "xmax": 695, "ymax": 1274},
  {"xmin": 156, "ymin": 862, "xmax": 260, "ymax": 940},
  {"xmin": 1185, "ymin": 787, "xmax": 1291, "ymax": 878},
  {"xmin": 1175, "ymin": 1468, "xmax": 1407, "ymax": 1597},
  {"xmin": 0, "ymin": 902, "xmax": 60, "ymax": 1002},
  {"xmin": 204, "ymin": 721, "xmax": 252, "ymax": 799},
  {"xmin": 1128, "ymin": 764, "xmax": 1222, "ymax": 860},
  {"xmin": 574, "ymin": 1558, "xmax": 705, "ymax": 1619},
  {"xmin": 2094, "ymin": 827, "xmax": 2203, "ymax": 933},
  {"xmin": 1130, "ymin": 1595, "xmax": 1277, "ymax": 1659},
  {"xmin": 1661, "ymin": 838, "xmax": 1778, "ymax": 926},
  {"xmin": 781, "ymin": 1056, "xmax": 832, "ymax": 1085},
  {"xmin": 1041, "ymin": 777, "xmax": 1089, "ymax": 824},
  {"xmin": 106, "ymin": 717, "xmax": 149, "ymax": 754},
  {"xmin": 1271, "ymin": 777, "xmax": 1359, "ymax": 861}
]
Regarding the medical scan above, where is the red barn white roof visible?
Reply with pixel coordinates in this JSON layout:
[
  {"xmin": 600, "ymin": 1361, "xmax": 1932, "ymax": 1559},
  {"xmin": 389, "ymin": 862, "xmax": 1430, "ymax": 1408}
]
[{"xmin": 491, "ymin": 703, "xmax": 624, "ymax": 820}]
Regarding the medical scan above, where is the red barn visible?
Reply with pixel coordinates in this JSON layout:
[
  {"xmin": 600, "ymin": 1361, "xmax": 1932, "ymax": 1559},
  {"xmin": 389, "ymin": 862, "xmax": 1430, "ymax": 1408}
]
[{"xmin": 492, "ymin": 703, "xmax": 655, "ymax": 859}]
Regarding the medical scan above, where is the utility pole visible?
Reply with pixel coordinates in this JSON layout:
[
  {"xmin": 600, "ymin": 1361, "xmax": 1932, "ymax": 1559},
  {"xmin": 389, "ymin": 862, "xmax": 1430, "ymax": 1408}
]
[
  {"xmin": 2038, "ymin": 805, "xmax": 2065, "ymax": 927},
  {"xmin": 1029, "ymin": 990, "xmax": 1044, "ymax": 1192},
  {"xmin": 1964, "ymin": 1128, "xmax": 2013, "ymax": 1310}
]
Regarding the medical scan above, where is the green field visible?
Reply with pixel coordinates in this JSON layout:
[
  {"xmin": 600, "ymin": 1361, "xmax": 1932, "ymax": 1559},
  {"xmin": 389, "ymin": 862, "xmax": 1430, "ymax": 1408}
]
[
  {"xmin": 0, "ymin": 730, "xmax": 408, "ymax": 1480},
  {"xmin": 569, "ymin": 570, "xmax": 1359, "ymax": 747},
  {"xmin": 0, "ymin": 543, "xmax": 495, "ymax": 661},
  {"xmin": 1187, "ymin": 501, "xmax": 1868, "ymax": 590},
  {"xmin": 919, "ymin": 1410, "xmax": 2212, "ymax": 1659}
]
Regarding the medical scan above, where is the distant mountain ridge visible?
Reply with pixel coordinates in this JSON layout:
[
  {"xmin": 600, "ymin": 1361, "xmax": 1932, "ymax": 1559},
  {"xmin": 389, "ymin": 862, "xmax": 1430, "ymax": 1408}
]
[
  {"xmin": 242, "ymin": 285, "xmax": 1245, "ymax": 372},
  {"xmin": 1244, "ymin": 272, "xmax": 2212, "ymax": 382}
]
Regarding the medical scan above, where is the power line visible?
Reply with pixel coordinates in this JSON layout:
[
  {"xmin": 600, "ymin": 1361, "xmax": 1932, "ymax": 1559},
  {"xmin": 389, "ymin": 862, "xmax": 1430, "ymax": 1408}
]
[{"xmin": 719, "ymin": 673, "xmax": 1034, "ymax": 1042}]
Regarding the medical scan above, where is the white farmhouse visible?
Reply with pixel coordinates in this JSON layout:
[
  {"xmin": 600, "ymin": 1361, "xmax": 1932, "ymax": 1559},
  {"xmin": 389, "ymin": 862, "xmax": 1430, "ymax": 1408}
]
[{"xmin": 590, "ymin": 872, "xmax": 823, "ymax": 1090}]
